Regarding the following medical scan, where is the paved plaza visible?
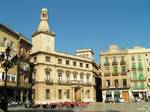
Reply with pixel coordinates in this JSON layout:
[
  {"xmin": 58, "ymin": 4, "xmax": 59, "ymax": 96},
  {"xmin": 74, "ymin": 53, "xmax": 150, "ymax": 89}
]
[
  {"xmin": 5, "ymin": 102, "xmax": 150, "ymax": 112},
  {"xmin": 79, "ymin": 102, "xmax": 150, "ymax": 112}
]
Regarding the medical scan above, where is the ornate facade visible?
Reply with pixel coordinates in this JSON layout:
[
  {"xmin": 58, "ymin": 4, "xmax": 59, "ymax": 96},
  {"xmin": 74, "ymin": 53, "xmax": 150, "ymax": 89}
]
[
  {"xmin": 100, "ymin": 45, "xmax": 150, "ymax": 102},
  {"xmin": 30, "ymin": 8, "xmax": 100, "ymax": 104}
]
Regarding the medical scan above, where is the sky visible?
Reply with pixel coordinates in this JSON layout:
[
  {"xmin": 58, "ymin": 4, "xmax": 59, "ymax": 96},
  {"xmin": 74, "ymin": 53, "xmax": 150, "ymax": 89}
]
[{"xmin": 0, "ymin": 0, "xmax": 150, "ymax": 63}]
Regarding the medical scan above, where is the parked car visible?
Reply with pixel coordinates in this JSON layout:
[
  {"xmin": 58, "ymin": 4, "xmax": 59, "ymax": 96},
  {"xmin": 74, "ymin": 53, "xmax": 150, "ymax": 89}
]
[
  {"xmin": 8, "ymin": 101, "xmax": 18, "ymax": 107},
  {"xmin": 114, "ymin": 98, "xmax": 125, "ymax": 103},
  {"xmin": 105, "ymin": 97, "xmax": 113, "ymax": 103},
  {"xmin": 135, "ymin": 98, "xmax": 141, "ymax": 102},
  {"xmin": 119, "ymin": 98, "xmax": 125, "ymax": 103},
  {"xmin": 24, "ymin": 101, "xmax": 32, "ymax": 108}
]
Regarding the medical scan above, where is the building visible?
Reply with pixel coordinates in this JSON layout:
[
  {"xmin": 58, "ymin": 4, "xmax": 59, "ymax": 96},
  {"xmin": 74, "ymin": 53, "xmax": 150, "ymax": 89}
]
[
  {"xmin": 100, "ymin": 45, "xmax": 130, "ymax": 102},
  {"xmin": 0, "ymin": 23, "xmax": 32, "ymax": 103},
  {"xmin": 127, "ymin": 46, "xmax": 150, "ymax": 101},
  {"xmin": 100, "ymin": 45, "xmax": 150, "ymax": 102},
  {"xmin": 30, "ymin": 8, "xmax": 100, "ymax": 104}
]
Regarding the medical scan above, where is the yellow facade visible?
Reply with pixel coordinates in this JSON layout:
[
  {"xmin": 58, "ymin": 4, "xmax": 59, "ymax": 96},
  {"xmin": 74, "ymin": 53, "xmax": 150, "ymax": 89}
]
[{"xmin": 31, "ymin": 8, "xmax": 100, "ymax": 104}]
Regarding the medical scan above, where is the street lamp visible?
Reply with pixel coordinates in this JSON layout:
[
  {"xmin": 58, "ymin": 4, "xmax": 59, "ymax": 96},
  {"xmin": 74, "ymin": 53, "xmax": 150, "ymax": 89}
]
[{"xmin": 0, "ymin": 46, "xmax": 18, "ymax": 112}]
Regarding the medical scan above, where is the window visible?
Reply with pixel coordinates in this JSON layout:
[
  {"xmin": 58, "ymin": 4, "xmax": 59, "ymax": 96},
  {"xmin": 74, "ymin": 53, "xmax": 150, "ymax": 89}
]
[
  {"xmin": 73, "ymin": 74, "xmax": 77, "ymax": 81},
  {"xmin": 138, "ymin": 62, "xmax": 142, "ymax": 68},
  {"xmin": 45, "ymin": 70, "xmax": 50, "ymax": 81},
  {"xmin": 80, "ymin": 63, "xmax": 83, "ymax": 67},
  {"xmin": 66, "ymin": 90, "xmax": 70, "ymax": 99},
  {"xmin": 133, "ymin": 71, "xmax": 137, "ymax": 80},
  {"xmin": 86, "ymin": 75, "xmax": 89, "ymax": 83},
  {"xmin": 58, "ymin": 89, "xmax": 62, "ymax": 99},
  {"xmin": 121, "ymin": 56, "xmax": 124, "ymax": 61},
  {"xmin": 2, "ymin": 72, "xmax": 5, "ymax": 80},
  {"xmin": 66, "ymin": 74, "xmax": 70, "ymax": 83},
  {"xmin": 105, "ymin": 57, "xmax": 108, "ymax": 62},
  {"xmin": 34, "ymin": 57, "xmax": 37, "ymax": 62},
  {"xmin": 113, "ymin": 56, "xmax": 116, "ymax": 62},
  {"xmin": 86, "ymin": 64, "xmax": 89, "ymax": 68},
  {"xmin": 147, "ymin": 68, "xmax": 150, "ymax": 72},
  {"xmin": 58, "ymin": 73, "xmax": 62, "ymax": 82},
  {"xmin": 105, "ymin": 66, "xmax": 109, "ymax": 70},
  {"xmin": 46, "ymin": 89, "xmax": 50, "ymax": 99},
  {"xmin": 122, "ymin": 66, "xmax": 126, "ymax": 73},
  {"xmin": 106, "ymin": 80, "xmax": 110, "ymax": 88},
  {"xmin": 7, "ymin": 76, "xmax": 10, "ymax": 81},
  {"xmin": 66, "ymin": 60, "xmax": 70, "ymax": 65},
  {"xmin": 73, "ymin": 61, "xmax": 76, "ymax": 66},
  {"xmin": 11, "ymin": 77, "xmax": 16, "ymax": 82},
  {"xmin": 132, "ymin": 63, "xmax": 136, "ymax": 69},
  {"xmin": 80, "ymin": 74, "xmax": 83, "ymax": 82},
  {"xmin": 114, "ymin": 79, "xmax": 118, "ymax": 88},
  {"xmin": 140, "ymin": 82, "xmax": 144, "ymax": 88},
  {"xmin": 3, "ymin": 38, "xmax": 7, "ymax": 46},
  {"xmin": 10, "ymin": 41, "xmax": 14, "ymax": 49},
  {"xmin": 86, "ymin": 90, "xmax": 90, "ymax": 98},
  {"xmin": 113, "ymin": 66, "xmax": 118, "ymax": 75},
  {"xmin": 58, "ymin": 59, "xmax": 62, "ymax": 64},
  {"xmin": 138, "ymin": 55, "xmax": 141, "ymax": 61},
  {"xmin": 131, "ymin": 56, "xmax": 135, "ymax": 61},
  {"xmin": 45, "ymin": 56, "xmax": 50, "ymax": 62},
  {"xmin": 123, "ymin": 79, "xmax": 127, "ymax": 87}
]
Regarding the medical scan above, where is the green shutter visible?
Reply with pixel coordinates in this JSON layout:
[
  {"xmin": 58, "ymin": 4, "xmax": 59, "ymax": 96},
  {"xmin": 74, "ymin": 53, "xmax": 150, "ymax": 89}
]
[
  {"xmin": 140, "ymin": 82, "xmax": 144, "ymax": 88},
  {"xmin": 133, "ymin": 71, "xmax": 137, "ymax": 80},
  {"xmin": 122, "ymin": 66, "xmax": 126, "ymax": 72},
  {"xmin": 132, "ymin": 63, "xmax": 136, "ymax": 69},
  {"xmin": 114, "ymin": 66, "xmax": 118, "ymax": 75},
  {"xmin": 139, "ymin": 71, "xmax": 144, "ymax": 80},
  {"xmin": 134, "ymin": 82, "xmax": 137, "ymax": 89}
]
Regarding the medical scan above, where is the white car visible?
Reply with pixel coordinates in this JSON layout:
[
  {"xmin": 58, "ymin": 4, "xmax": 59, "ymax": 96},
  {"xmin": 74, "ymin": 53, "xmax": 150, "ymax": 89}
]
[{"xmin": 119, "ymin": 98, "xmax": 125, "ymax": 103}]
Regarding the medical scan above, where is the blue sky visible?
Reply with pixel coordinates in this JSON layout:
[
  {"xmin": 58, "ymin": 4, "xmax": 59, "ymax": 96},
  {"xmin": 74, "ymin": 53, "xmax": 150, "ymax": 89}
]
[{"xmin": 0, "ymin": 0, "xmax": 150, "ymax": 63}]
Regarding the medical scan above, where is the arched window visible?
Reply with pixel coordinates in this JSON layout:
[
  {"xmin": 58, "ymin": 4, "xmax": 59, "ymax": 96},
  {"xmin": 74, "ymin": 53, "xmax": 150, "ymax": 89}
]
[{"xmin": 45, "ymin": 68, "xmax": 51, "ymax": 81}]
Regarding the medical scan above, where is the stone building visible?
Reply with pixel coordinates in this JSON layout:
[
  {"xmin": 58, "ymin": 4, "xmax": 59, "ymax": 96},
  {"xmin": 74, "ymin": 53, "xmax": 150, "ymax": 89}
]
[
  {"xmin": 100, "ymin": 45, "xmax": 150, "ymax": 102},
  {"xmin": 30, "ymin": 8, "xmax": 100, "ymax": 104},
  {"xmin": 100, "ymin": 45, "xmax": 130, "ymax": 102},
  {"xmin": 127, "ymin": 46, "xmax": 150, "ymax": 101},
  {"xmin": 0, "ymin": 23, "xmax": 32, "ymax": 103}
]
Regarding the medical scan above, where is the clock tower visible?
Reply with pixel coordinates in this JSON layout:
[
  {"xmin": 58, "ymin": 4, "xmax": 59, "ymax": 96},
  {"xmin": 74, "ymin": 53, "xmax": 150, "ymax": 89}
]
[{"xmin": 31, "ymin": 8, "xmax": 55, "ymax": 53}]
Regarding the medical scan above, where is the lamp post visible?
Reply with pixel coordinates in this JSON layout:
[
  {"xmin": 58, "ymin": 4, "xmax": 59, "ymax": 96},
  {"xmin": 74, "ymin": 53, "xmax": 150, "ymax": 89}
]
[{"xmin": 0, "ymin": 47, "xmax": 18, "ymax": 112}]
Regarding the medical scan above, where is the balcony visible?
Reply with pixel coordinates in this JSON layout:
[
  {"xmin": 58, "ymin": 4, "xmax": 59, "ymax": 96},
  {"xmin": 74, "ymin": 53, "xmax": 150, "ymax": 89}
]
[
  {"xmin": 104, "ymin": 61, "xmax": 110, "ymax": 66},
  {"xmin": 0, "ymin": 80, "xmax": 17, "ymax": 87},
  {"xmin": 112, "ymin": 61, "xmax": 118, "ymax": 65},
  {"xmin": 132, "ymin": 86, "xmax": 145, "ymax": 90},
  {"xmin": 82, "ymin": 81, "xmax": 93, "ymax": 86},
  {"xmin": 104, "ymin": 72, "xmax": 111, "ymax": 76},
  {"xmin": 131, "ymin": 77, "xmax": 146, "ymax": 82},
  {"xmin": 112, "ymin": 72, "xmax": 119, "ymax": 76},
  {"xmin": 132, "ymin": 65, "xmax": 136, "ymax": 70},
  {"xmin": 138, "ymin": 65, "xmax": 143, "ymax": 70},
  {"xmin": 121, "ymin": 71, "xmax": 127, "ymax": 75},
  {"xmin": 120, "ymin": 60, "xmax": 126, "ymax": 65},
  {"xmin": 58, "ymin": 80, "xmax": 72, "ymax": 85},
  {"xmin": 45, "ymin": 79, "xmax": 53, "ymax": 85}
]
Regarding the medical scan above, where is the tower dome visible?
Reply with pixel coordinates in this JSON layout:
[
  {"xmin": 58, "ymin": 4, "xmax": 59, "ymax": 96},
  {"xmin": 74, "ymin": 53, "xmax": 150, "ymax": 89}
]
[{"xmin": 37, "ymin": 8, "xmax": 50, "ymax": 32}]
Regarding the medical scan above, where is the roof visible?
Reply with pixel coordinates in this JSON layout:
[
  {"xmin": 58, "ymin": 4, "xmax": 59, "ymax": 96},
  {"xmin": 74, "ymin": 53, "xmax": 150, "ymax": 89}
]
[{"xmin": 0, "ymin": 23, "xmax": 31, "ymax": 45}]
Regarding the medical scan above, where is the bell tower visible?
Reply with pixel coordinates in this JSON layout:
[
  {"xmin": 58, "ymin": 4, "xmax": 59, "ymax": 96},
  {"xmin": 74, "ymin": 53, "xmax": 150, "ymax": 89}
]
[{"xmin": 31, "ymin": 8, "xmax": 55, "ymax": 53}]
